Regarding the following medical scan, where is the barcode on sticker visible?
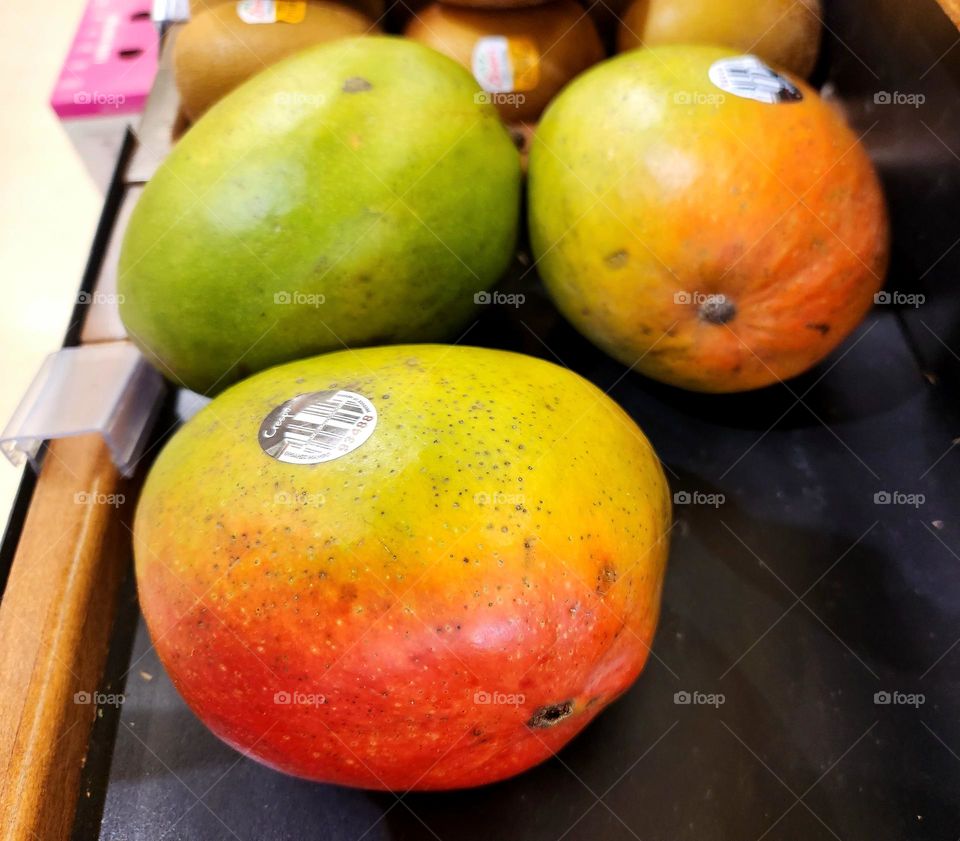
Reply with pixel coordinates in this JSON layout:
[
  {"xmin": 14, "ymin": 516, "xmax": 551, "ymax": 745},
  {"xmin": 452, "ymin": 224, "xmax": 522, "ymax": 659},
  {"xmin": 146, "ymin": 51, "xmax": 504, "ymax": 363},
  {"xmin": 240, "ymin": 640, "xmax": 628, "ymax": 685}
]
[
  {"xmin": 708, "ymin": 56, "xmax": 802, "ymax": 104},
  {"xmin": 259, "ymin": 390, "xmax": 377, "ymax": 465}
]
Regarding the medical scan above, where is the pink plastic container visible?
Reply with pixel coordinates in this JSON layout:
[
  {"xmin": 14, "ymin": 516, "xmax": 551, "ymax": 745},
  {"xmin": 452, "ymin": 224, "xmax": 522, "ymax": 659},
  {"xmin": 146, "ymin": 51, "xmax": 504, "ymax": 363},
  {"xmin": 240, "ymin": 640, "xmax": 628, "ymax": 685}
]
[{"xmin": 51, "ymin": 0, "xmax": 159, "ymax": 119}]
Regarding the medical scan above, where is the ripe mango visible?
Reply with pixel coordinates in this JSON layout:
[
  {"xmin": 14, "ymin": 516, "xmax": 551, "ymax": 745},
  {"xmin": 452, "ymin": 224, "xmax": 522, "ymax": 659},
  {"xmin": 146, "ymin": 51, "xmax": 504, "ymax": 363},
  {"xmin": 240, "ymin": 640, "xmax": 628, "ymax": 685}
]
[
  {"xmin": 119, "ymin": 38, "xmax": 521, "ymax": 394},
  {"xmin": 529, "ymin": 46, "xmax": 888, "ymax": 393},
  {"xmin": 134, "ymin": 344, "xmax": 671, "ymax": 789}
]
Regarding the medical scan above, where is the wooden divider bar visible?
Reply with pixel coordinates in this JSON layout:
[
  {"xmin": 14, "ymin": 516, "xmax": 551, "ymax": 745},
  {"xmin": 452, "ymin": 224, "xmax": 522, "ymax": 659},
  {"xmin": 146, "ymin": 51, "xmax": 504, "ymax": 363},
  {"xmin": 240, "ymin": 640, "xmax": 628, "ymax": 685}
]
[{"xmin": 0, "ymin": 435, "xmax": 131, "ymax": 841}]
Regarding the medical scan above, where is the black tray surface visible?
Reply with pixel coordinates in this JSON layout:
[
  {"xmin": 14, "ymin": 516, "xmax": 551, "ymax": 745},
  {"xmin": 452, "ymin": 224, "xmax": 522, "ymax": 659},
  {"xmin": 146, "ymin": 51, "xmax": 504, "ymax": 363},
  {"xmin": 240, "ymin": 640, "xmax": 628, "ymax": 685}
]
[{"xmin": 83, "ymin": 298, "xmax": 960, "ymax": 841}]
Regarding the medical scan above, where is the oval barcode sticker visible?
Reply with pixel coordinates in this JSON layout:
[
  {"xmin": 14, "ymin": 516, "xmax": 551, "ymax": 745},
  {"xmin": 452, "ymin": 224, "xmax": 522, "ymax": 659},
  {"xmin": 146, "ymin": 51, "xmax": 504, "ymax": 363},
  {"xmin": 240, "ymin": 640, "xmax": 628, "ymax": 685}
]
[
  {"xmin": 258, "ymin": 391, "xmax": 377, "ymax": 465},
  {"xmin": 708, "ymin": 55, "xmax": 802, "ymax": 104}
]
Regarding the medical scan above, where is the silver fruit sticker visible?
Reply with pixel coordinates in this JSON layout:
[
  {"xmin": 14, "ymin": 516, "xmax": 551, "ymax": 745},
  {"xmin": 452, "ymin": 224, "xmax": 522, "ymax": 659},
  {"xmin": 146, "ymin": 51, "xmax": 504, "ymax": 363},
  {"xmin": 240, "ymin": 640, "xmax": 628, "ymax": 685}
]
[
  {"xmin": 259, "ymin": 390, "xmax": 377, "ymax": 465},
  {"xmin": 708, "ymin": 55, "xmax": 802, "ymax": 104}
]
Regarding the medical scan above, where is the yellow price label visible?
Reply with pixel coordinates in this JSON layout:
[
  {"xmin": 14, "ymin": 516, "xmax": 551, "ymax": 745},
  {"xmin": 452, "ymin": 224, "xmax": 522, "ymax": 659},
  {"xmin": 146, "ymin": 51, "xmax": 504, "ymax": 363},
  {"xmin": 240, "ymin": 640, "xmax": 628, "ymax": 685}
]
[
  {"xmin": 507, "ymin": 38, "xmax": 540, "ymax": 92},
  {"xmin": 275, "ymin": 0, "xmax": 306, "ymax": 22}
]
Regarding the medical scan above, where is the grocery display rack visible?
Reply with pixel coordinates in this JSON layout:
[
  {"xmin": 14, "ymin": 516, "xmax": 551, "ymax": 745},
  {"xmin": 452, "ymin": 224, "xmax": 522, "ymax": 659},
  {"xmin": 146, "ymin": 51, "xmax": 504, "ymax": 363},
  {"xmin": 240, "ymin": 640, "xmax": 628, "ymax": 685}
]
[{"xmin": 1, "ymin": 2, "xmax": 960, "ymax": 839}]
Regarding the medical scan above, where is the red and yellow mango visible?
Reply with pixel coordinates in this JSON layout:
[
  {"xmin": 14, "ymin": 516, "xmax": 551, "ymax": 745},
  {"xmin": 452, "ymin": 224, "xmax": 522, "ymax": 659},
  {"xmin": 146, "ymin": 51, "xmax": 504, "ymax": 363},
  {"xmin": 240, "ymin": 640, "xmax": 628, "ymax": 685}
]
[{"xmin": 134, "ymin": 345, "xmax": 671, "ymax": 789}]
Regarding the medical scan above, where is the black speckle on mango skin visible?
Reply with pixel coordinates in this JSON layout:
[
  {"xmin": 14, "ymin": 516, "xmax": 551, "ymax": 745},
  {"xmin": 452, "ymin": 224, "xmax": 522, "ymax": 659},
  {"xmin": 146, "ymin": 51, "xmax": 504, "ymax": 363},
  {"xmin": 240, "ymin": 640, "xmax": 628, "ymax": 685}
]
[
  {"xmin": 596, "ymin": 564, "xmax": 618, "ymax": 597},
  {"xmin": 342, "ymin": 76, "xmax": 373, "ymax": 93},
  {"xmin": 604, "ymin": 249, "xmax": 629, "ymax": 269},
  {"xmin": 528, "ymin": 700, "xmax": 575, "ymax": 728}
]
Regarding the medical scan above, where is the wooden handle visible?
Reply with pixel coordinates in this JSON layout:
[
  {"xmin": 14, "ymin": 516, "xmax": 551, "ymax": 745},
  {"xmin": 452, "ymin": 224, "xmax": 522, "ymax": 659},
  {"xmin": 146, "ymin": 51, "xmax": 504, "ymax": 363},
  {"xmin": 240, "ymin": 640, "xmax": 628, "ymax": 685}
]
[{"xmin": 0, "ymin": 435, "xmax": 131, "ymax": 841}]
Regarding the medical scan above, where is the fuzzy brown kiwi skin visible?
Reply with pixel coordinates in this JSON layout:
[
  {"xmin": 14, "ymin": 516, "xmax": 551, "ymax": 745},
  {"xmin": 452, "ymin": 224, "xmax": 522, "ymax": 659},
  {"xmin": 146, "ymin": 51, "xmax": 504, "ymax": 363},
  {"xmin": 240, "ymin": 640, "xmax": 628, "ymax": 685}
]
[
  {"xmin": 439, "ymin": 0, "xmax": 554, "ymax": 7},
  {"xmin": 405, "ymin": 1, "xmax": 606, "ymax": 123},
  {"xmin": 174, "ymin": 1, "xmax": 377, "ymax": 121},
  {"xmin": 616, "ymin": 0, "xmax": 823, "ymax": 78}
]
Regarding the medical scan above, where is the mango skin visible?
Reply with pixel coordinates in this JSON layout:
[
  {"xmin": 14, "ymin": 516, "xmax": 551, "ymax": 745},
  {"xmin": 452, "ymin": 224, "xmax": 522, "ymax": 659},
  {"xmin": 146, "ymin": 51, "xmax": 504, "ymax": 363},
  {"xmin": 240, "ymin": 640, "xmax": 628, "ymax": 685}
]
[
  {"xmin": 529, "ymin": 45, "xmax": 889, "ymax": 393},
  {"xmin": 119, "ymin": 37, "xmax": 521, "ymax": 395},
  {"xmin": 617, "ymin": 0, "xmax": 823, "ymax": 78},
  {"xmin": 134, "ymin": 345, "xmax": 671, "ymax": 790}
]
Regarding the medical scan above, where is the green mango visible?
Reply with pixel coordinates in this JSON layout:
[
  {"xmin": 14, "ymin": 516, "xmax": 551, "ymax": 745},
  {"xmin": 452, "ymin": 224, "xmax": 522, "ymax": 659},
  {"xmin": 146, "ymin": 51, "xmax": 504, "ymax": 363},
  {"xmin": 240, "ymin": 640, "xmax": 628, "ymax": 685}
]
[{"xmin": 119, "ymin": 36, "xmax": 521, "ymax": 394}]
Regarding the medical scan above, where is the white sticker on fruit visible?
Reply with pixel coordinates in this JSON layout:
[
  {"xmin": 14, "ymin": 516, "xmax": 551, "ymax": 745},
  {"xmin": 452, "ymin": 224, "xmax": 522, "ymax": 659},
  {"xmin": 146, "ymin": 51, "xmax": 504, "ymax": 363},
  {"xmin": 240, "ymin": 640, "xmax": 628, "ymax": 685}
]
[
  {"xmin": 259, "ymin": 390, "xmax": 377, "ymax": 465},
  {"xmin": 237, "ymin": 0, "xmax": 276, "ymax": 23},
  {"xmin": 472, "ymin": 36, "xmax": 515, "ymax": 93},
  {"xmin": 708, "ymin": 55, "xmax": 802, "ymax": 104}
]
